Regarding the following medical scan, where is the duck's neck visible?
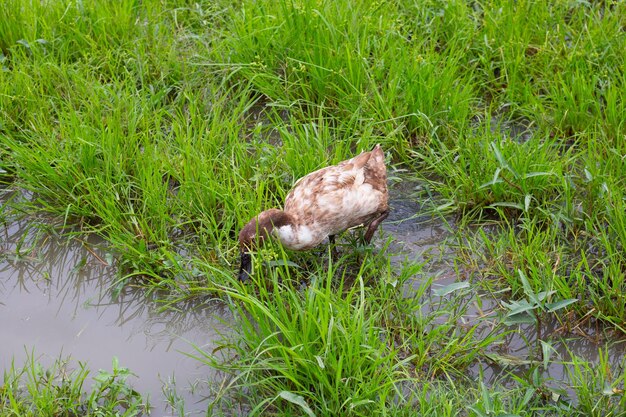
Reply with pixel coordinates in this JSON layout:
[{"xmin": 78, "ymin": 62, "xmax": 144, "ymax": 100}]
[
  {"xmin": 239, "ymin": 209, "xmax": 320, "ymax": 252},
  {"xmin": 252, "ymin": 210, "xmax": 316, "ymax": 250}
]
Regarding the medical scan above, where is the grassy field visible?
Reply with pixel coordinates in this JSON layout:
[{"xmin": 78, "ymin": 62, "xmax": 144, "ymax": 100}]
[{"xmin": 1, "ymin": 0, "xmax": 626, "ymax": 415}]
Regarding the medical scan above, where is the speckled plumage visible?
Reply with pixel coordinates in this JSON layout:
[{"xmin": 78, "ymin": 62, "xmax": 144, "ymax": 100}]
[{"xmin": 238, "ymin": 144, "xmax": 389, "ymax": 281}]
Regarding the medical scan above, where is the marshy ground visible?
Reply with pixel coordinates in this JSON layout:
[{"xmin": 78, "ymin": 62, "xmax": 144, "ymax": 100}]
[{"xmin": 1, "ymin": 0, "xmax": 626, "ymax": 415}]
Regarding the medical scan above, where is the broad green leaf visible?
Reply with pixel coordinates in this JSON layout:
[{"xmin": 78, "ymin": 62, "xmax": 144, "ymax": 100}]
[
  {"xmin": 517, "ymin": 269, "xmax": 534, "ymax": 299},
  {"xmin": 266, "ymin": 259, "xmax": 301, "ymax": 268},
  {"xmin": 492, "ymin": 167, "xmax": 502, "ymax": 186},
  {"xmin": 503, "ymin": 312, "xmax": 536, "ymax": 326},
  {"xmin": 433, "ymin": 281, "xmax": 470, "ymax": 297},
  {"xmin": 350, "ymin": 399, "xmax": 375, "ymax": 409},
  {"xmin": 479, "ymin": 177, "xmax": 504, "ymax": 189},
  {"xmin": 491, "ymin": 141, "xmax": 507, "ymax": 168},
  {"xmin": 490, "ymin": 141, "xmax": 520, "ymax": 178},
  {"xmin": 540, "ymin": 340, "xmax": 556, "ymax": 370},
  {"xmin": 536, "ymin": 290, "xmax": 556, "ymax": 303},
  {"xmin": 314, "ymin": 355, "xmax": 325, "ymax": 369},
  {"xmin": 479, "ymin": 166, "xmax": 502, "ymax": 189},
  {"xmin": 502, "ymin": 299, "xmax": 535, "ymax": 315},
  {"xmin": 489, "ymin": 202, "xmax": 524, "ymax": 210},
  {"xmin": 546, "ymin": 298, "xmax": 578, "ymax": 312},
  {"xmin": 523, "ymin": 171, "xmax": 554, "ymax": 179},
  {"xmin": 278, "ymin": 391, "xmax": 316, "ymax": 417}
]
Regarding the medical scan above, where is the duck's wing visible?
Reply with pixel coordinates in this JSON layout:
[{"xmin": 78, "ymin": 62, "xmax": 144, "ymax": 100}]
[
  {"xmin": 284, "ymin": 146, "xmax": 387, "ymax": 225},
  {"xmin": 286, "ymin": 153, "xmax": 365, "ymax": 206},
  {"xmin": 284, "ymin": 165, "xmax": 348, "ymax": 216},
  {"xmin": 326, "ymin": 145, "xmax": 387, "ymax": 193}
]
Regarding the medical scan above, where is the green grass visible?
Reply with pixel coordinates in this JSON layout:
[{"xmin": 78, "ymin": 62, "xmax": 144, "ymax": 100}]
[
  {"xmin": 193, "ymin": 255, "xmax": 626, "ymax": 416},
  {"xmin": 1, "ymin": 354, "xmax": 147, "ymax": 416},
  {"xmin": 1, "ymin": 0, "xmax": 626, "ymax": 415},
  {"xmin": 191, "ymin": 249, "xmax": 492, "ymax": 415}
]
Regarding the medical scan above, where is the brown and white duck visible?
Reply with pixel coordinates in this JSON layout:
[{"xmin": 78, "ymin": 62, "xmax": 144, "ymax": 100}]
[{"xmin": 238, "ymin": 144, "xmax": 389, "ymax": 281}]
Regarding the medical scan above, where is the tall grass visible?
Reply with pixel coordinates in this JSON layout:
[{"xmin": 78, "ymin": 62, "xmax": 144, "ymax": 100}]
[
  {"xmin": 193, "ymin": 252, "xmax": 502, "ymax": 416},
  {"xmin": 220, "ymin": 0, "xmax": 478, "ymax": 154}
]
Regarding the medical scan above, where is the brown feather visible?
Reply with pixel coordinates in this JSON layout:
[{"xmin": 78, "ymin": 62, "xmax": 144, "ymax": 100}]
[{"xmin": 239, "ymin": 144, "xmax": 389, "ymax": 256}]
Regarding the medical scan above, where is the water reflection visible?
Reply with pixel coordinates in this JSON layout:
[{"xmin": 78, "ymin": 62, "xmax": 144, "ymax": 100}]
[{"xmin": 0, "ymin": 218, "xmax": 229, "ymax": 416}]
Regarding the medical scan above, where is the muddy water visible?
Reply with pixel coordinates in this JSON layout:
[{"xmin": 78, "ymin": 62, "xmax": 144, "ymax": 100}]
[
  {"xmin": 0, "ymin": 219, "xmax": 229, "ymax": 416},
  {"xmin": 385, "ymin": 177, "xmax": 626, "ymax": 402},
  {"xmin": 385, "ymin": 178, "xmax": 457, "ymax": 286}
]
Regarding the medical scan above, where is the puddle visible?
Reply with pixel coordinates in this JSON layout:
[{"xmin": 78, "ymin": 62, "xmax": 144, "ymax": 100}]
[
  {"xmin": 385, "ymin": 178, "xmax": 626, "ymax": 403},
  {"xmin": 471, "ymin": 106, "xmax": 536, "ymax": 144},
  {"xmin": 385, "ymin": 177, "xmax": 458, "ymax": 290},
  {"xmin": 386, "ymin": 179, "xmax": 454, "ymax": 264},
  {"xmin": 0, "ymin": 218, "xmax": 231, "ymax": 416},
  {"xmin": 471, "ymin": 313, "xmax": 626, "ymax": 404}
]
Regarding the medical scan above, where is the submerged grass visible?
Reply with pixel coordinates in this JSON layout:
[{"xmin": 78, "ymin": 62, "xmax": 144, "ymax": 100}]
[{"xmin": 1, "ymin": 0, "xmax": 626, "ymax": 415}]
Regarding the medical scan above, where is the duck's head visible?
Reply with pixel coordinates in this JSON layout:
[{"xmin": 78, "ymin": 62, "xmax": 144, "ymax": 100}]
[{"xmin": 238, "ymin": 209, "xmax": 291, "ymax": 282}]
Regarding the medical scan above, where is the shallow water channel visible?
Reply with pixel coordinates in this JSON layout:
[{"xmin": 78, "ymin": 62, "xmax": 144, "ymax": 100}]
[{"xmin": 1, "ymin": 180, "xmax": 625, "ymax": 414}]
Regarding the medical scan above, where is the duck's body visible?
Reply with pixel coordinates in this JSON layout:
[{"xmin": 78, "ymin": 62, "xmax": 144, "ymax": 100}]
[{"xmin": 238, "ymin": 144, "xmax": 389, "ymax": 281}]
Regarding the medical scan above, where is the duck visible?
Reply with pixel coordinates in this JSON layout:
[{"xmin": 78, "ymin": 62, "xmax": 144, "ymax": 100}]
[{"xmin": 238, "ymin": 144, "xmax": 389, "ymax": 281}]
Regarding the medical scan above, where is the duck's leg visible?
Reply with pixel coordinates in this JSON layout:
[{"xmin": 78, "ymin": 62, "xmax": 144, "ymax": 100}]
[{"xmin": 363, "ymin": 210, "xmax": 389, "ymax": 244}]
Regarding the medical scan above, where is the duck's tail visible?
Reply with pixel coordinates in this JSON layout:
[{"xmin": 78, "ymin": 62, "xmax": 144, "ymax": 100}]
[{"xmin": 369, "ymin": 144, "xmax": 385, "ymax": 169}]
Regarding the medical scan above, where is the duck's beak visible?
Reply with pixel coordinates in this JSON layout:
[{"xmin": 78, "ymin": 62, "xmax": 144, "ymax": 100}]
[{"xmin": 238, "ymin": 251, "xmax": 252, "ymax": 282}]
